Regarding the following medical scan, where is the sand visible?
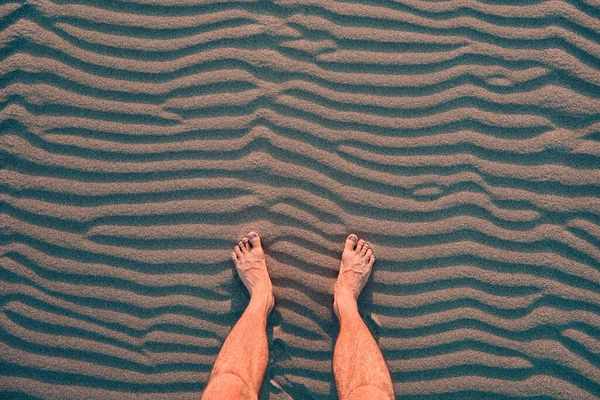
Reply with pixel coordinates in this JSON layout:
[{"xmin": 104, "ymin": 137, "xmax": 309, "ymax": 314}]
[{"xmin": 1, "ymin": 0, "xmax": 600, "ymax": 398}]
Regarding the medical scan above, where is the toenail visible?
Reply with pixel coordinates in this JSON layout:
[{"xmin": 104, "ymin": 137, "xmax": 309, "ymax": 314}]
[
  {"xmin": 248, "ymin": 233, "xmax": 256, "ymax": 239},
  {"xmin": 349, "ymin": 234, "xmax": 357, "ymax": 242}
]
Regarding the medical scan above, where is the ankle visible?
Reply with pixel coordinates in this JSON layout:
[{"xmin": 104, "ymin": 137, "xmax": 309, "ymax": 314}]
[
  {"xmin": 334, "ymin": 290, "xmax": 359, "ymax": 320},
  {"xmin": 249, "ymin": 291, "xmax": 274, "ymax": 315},
  {"xmin": 334, "ymin": 287, "xmax": 357, "ymax": 304}
]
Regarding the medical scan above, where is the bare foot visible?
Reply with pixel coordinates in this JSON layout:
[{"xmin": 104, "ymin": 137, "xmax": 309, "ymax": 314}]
[
  {"xmin": 333, "ymin": 234, "xmax": 375, "ymax": 318},
  {"xmin": 231, "ymin": 232, "xmax": 274, "ymax": 314}
]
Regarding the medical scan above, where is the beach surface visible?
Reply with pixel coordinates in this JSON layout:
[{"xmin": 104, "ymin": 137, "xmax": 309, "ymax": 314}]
[{"xmin": 1, "ymin": 0, "xmax": 600, "ymax": 398}]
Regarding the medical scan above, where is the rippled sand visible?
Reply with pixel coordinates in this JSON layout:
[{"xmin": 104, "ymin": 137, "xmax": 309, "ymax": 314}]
[{"xmin": 1, "ymin": 0, "xmax": 600, "ymax": 398}]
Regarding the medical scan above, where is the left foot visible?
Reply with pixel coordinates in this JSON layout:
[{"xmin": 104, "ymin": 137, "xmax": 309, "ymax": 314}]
[{"xmin": 231, "ymin": 232, "xmax": 274, "ymax": 313}]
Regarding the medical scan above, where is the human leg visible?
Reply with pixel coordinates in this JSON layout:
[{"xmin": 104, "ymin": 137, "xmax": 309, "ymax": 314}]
[
  {"xmin": 202, "ymin": 232, "xmax": 274, "ymax": 400},
  {"xmin": 332, "ymin": 235, "xmax": 394, "ymax": 400}
]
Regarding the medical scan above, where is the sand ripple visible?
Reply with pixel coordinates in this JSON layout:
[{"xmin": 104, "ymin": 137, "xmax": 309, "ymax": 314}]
[{"xmin": 1, "ymin": 0, "xmax": 600, "ymax": 398}]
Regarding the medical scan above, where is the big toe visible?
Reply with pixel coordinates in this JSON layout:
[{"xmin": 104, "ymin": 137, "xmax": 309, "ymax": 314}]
[
  {"xmin": 247, "ymin": 231, "xmax": 262, "ymax": 249},
  {"xmin": 344, "ymin": 234, "xmax": 358, "ymax": 250}
]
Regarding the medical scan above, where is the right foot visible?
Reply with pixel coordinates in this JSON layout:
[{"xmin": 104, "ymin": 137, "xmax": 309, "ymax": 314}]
[
  {"xmin": 333, "ymin": 234, "xmax": 375, "ymax": 318},
  {"xmin": 231, "ymin": 232, "xmax": 275, "ymax": 314}
]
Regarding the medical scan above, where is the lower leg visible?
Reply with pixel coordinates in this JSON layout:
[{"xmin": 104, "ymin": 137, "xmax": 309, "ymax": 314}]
[
  {"xmin": 202, "ymin": 232, "xmax": 274, "ymax": 400},
  {"xmin": 202, "ymin": 294, "xmax": 272, "ymax": 399},
  {"xmin": 334, "ymin": 292, "xmax": 393, "ymax": 399},
  {"xmin": 333, "ymin": 235, "xmax": 394, "ymax": 400}
]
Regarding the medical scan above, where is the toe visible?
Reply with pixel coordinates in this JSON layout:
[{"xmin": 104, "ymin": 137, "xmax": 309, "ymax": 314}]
[
  {"xmin": 234, "ymin": 246, "xmax": 242, "ymax": 257},
  {"xmin": 231, "ymin": 251, "xmax": 238, "ymax": 262},
  {"xmin": 242, "ymin": 236, "xmax": 250, "ymax": 251},
  {"xmin": 247, "ymin": 231, "xmax": 262, "ymax": 249},
  {"xmin": 368, "ymin": 254, "xmax": 375, "ymax": 267},
  {"xmin": 356, "ymin": 239, "xmax": 365, "ymax": 252},
  {"xmin": 344, "ymin": 234, "xmax": 358, "ymax": 250},
  {"xmin": 238, "ymin": 241, "xmax": 246, "ymax": 253},
  {"xmin": 361, "ymin": 243, "xmax": 369, "ymax": 256},
  {"xmin": 365, "ymin": 248, "xmax": 373, "ymax": 258}
]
